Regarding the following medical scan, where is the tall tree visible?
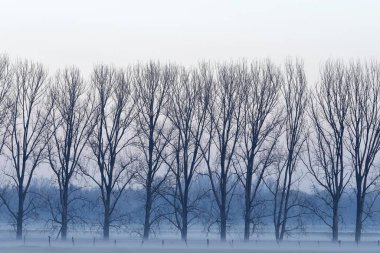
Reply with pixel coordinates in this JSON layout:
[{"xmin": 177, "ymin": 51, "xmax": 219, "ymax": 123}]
[
  {"xmin": 201, "ymin": 63, "xmax": 244, "ymax": 241},
  {"xmin": 134, "ymin": 62, "xmax": 176, "ymax": 240},
  {"xmin": 271, "ymin": 60, "xmax": 307, "ymax": 242},
  {"xmin": 346, "ymin": 61, "xmax": 380, "ymax": 243},
  {"xmin": 163, "ymin": 66, "xmax": 210, "ymax": 240},
  {"xmin": 84, "ymin": 65, "xmax": 136, "ymax": 240},
  {"xmin": 0, "ymin": 54, "xmax": 12, "ymax": 149},
  {"xmin": 304, "ymin": 61, "xmax": 350, "ymax": 242},
  {"xmin": 1, "ymin": 60, "xmax": 53, "ymax": 239},
  {"xmin": 234, "ymin": 61, "xmax": 282, "ymax": 241},
  {"xmin": 47, "ymin": 67, "xmax": 95, "ymax": 240}
]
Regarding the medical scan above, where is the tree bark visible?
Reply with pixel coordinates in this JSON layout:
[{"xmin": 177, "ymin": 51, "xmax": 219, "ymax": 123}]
[
  {"xmin": 181, "ymin": 214, "xmax": 188, "ymax": 241},
  {"xmin": 143, "ymin": 186, "xmax": 152, "ymax": 240},
  {"xmin": 61, "ymin": 185, "xmax": 68, "ymax": 240},
  {"xmin": 181, "ymin": 192, "xmax": 188, "ymax": 241},
  {"xmin": 355, "ymin": 185, "xmax": 363, "ymax": 244},
  {"xmin": 220, "ymin": 205, "xmax": 227, "ymax": 241},
  {"xmin": 332, "ymin": 200, "xmax": 339, "ymax": 242},
  {"xmin": 16, "ymin": 191, "xmax": 24, "ymax": 240},
  {"xmin": 103, "ymin": 193, "xmax": 111, "ymax": 240},
  {"xmin": 244, "ymin": 160, "xmax": 253, "ymax": 241}
]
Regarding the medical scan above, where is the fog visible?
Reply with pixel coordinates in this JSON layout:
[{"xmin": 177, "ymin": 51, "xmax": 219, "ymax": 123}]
[
  {"xmin": 1, "ymin": 0, "xmax": 380, "ymax": 252},
  {"xmin": 1, "ymin": 238, "xmax": 380, "ymax": 253}
]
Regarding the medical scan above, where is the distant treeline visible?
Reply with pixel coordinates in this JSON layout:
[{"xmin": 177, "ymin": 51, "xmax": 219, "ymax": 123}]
[
  {"xmin": 0, "ymin": 178, "xmax": 373, "ymax": 237},
  {"xmin": 0, "ymin": 55, "xmax": 379, "ymax": 244}
]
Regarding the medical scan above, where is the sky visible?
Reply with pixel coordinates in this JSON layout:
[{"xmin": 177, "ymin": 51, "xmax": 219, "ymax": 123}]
[{"xmin": 0, "ymin": 0, "xmax": 379, "ymax": 84}]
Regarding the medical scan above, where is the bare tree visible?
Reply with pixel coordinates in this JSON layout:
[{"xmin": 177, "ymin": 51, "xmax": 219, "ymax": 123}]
[
  {"xmin": 134, "ymin": 62, "xmax": 176, "ymax": 240},
  {"xmin": 200, "ymin": 62, "xmax": 244, "ymax": 241},
  {"xmin": 233, "ymin": 61, "xmax": 282, "ymax": 241},
  {"xmin": 0, "ymin": 54, "xmax": 12, "ymax": 215},
  {"xmin": 304, "ymin": 61, "xmax": 350, "ymax": 242},
  {"xmin": 0, "ymin": 54, "xmax": 12, "ymax": 149},
  {"xmin": 162, "ymin": 66, "xmax": 210, "ymax": 240},
  {"xmin": 84, "ymin": 65, "xmax": 136, "ymax": 240},
  {"xmin": 271, "ymin": 60, "xmax": 307, "ymax": 242},
  {"xmin": 46, "ymin": 67, "xmax": 95, "ymax": 240},
  {"xmin": 1, "ymin": 60, "xmax": 53, "ymax": 239},
  {"xmin": 345, "ymin": 61, "xmax": 380, "ymax": 243}
]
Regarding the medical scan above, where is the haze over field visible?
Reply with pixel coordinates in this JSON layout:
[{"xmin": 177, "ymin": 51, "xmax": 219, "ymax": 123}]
[{"xmin": 1, "ymin": 1, "xmax": 380, "ymax": 252}]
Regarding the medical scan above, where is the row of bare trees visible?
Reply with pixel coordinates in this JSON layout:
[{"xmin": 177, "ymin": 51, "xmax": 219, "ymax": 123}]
[
  {"xmin": 304, "ymin": 61, "xmax": 380, "ymax": 243},
  {"xmin": 0, "ymin": 55, "xmax": 380, "ymax": 243}
]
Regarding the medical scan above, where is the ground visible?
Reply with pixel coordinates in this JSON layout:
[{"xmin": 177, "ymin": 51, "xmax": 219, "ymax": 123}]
[{"xmin": 1, "ymin": 239, "xmax": 379, "ymax": 253}]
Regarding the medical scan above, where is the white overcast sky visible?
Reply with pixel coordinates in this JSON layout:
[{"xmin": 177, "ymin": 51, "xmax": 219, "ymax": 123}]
[{"xmin": 0, "ymin": 0, "xmax": 379, "ymax": 84}]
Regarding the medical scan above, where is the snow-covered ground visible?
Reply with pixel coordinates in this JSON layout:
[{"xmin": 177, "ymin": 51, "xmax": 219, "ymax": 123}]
[
  {"xmin": 1, "ymin": 238, "xmax": 380, "ymax": 253},
  {"xmin": 1, "ymin": 224, "xmax": 380, "ymax": 252}
]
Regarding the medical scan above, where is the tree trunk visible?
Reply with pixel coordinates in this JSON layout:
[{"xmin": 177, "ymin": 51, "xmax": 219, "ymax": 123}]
[
  {"xmin": 332, "ymin": 200, "xmax": 339, "ymax": 242},
  {"xmin": 16, "ymin": 190, "xmax": 24, "ymax": 240},
  {"xmin": 355, "ymin": 191, "xmax": 363, "ymax": 244},
  {"xmin": 103, "ymin": 208, "xmax": 110, "ymax": 240},
  {"xmin": 143, "ymin": 124, "xmax": 154, "ymax": 241},
  {"xmin": 244, "ymin": 163, "xmax": 252, "ymax": 241},
  {"xmin": 220, "ymin": 207, "xmax": 227, "ymax": 241},
  {"xmin": 16, "ymin": 217, "xmax": 23, "ymax": 240},
  {"xmin": 219, "ymin": 149, "xmax": 228, "ymax": 242},
  {"xmin": 279, "ymin": 169, "xmax": 292, "ymax": 242},
  {"xmin": 181, "ymin": 194, "xmax": 188, "ymax": 241},
  {"xmin": 279, "ymin": 221, "xmax": 286, "ymax": 241},
  {"xmin": 181, "ymin": 215, "xmax": 188, "ymax": 241},
  {"xmin": 103, "ymin": 194, "xmax": 111, "ymax": 240},
  {"xmin": 243, "ymin": 212, "xmax": 250, "ymax": 241},
  {"xmin": 16, "ymin": 214, "xmax": 23, "ymax": 240},
  {"xmin": 61, "ymin": 215, "xmax": 68, "ymax": 241},
  {"xmin": 220, "ymin": 183, "xmax": 227, "ymax": 242},
  {"xmin": 143, "ymin": 186, "xmax": 152, "ymax": 240},
  {"xmin": 61, "ymin": 185, "xmax": 68, "ymax": 240},
  {"xmin": 275, "ymin": 224, "xmax": 280, "ymax": 242}
]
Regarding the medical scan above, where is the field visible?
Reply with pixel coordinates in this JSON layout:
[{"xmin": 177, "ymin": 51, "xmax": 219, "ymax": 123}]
[
  {"xmin": 1, "ymin": 225, "xmax": 380, "ymax": 253},
  {"xmin": 1, "ymin": 238, "xmax": 380, "ymax": 253}
]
